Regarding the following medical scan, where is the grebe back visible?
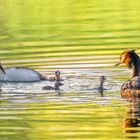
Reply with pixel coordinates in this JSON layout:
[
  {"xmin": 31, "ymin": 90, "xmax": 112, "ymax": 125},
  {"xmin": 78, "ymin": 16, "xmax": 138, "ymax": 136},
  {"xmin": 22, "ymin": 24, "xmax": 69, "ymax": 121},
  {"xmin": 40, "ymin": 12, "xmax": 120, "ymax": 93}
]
[{"xmin": 0, "ymin": 63, "xmax": 45, "ymax": 82}]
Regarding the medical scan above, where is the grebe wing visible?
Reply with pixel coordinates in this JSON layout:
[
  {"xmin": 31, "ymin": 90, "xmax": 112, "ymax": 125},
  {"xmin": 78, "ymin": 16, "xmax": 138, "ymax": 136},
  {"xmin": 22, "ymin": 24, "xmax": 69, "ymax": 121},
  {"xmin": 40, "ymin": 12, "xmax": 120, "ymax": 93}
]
[{"xmin": 0, "ymin": 67, "xmax": 45, "ymax": 82}]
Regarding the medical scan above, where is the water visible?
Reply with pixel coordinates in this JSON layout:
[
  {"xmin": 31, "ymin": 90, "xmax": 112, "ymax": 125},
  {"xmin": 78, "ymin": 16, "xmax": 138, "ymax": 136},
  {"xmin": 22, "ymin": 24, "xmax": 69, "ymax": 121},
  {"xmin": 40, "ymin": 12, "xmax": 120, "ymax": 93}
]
[{"xmin": 0, "ymin": 0, "xmax": 140, "ymax": 139}]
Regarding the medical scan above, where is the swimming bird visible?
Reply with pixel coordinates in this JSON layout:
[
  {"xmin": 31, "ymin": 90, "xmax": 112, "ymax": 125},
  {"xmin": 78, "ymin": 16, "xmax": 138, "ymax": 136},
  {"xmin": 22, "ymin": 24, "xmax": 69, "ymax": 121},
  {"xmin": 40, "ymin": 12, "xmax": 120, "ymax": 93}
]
[
  {"xmin": 115, "ymin": 50, "xmax": 140, "ymax": 97},
  {"xmin": 94, "ymin": 75, "xmax": 106, "ymax": 96},
  {"xmin": 42, "ymin": 82, "xmax": 63, "ymax": 90},
  {"xmin": 0, "ymin": 62, "xmax": 45, "ymax": 82},
  {"xmin": 48, "ymin": 70, "xmax": 62, "ymax": 81}
]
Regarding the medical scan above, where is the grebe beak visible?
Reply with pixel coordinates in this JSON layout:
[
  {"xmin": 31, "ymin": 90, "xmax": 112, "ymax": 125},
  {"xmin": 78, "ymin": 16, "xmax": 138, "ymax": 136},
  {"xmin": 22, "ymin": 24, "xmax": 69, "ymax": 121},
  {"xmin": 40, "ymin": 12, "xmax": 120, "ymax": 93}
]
[
  {"xmin": 0, "ymin": 63, "xmax": 6, "ymax": 74},
  {"xmin": 114, "ymin": 62, "xmax": 121, "ymax": 67}
]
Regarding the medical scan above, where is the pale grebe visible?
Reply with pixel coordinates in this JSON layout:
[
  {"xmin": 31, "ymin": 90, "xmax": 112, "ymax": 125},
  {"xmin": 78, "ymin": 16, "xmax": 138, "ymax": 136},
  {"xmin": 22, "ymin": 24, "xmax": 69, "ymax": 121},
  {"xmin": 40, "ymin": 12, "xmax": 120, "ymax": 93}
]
[
  {"xmin": 115, "ymin": 50, "xmax": 140, "ymax": 98},
  {"xmin": 0, "ymin": 62, "xmax": 45, "ymax": 82}
]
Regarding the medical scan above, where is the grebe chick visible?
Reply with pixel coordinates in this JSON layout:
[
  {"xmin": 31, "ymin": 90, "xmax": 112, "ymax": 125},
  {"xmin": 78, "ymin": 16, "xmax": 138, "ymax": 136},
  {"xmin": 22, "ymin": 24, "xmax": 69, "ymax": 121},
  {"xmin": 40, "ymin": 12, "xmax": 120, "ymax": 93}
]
[
  {"xmin": 42, "ymin": 82, "xmax": 63, "ymax": 90},
  {"xmin": 0, "ymin": 62, "xmax": 45, "ymax": 82},
  {"xmin": 115, "ymin": 50, "xmax": 140, "ymax": 97},
  {"xmin": 48, "ymin": 70, "xmax": 62, "ymax": 81},
  {"xmin": 99, "ymin": 75, "xmax": 106, "ymax": 88},
  {"xmin": 94, "ymin": 75, "xmax": 106, "ymax": 96}
]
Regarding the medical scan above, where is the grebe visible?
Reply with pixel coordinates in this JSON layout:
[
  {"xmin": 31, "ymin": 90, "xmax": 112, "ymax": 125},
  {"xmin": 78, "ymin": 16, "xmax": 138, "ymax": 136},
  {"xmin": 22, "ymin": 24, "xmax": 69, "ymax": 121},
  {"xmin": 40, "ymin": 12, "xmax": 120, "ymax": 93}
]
[
  {"xmin": 0, "ymin": 62, "xmax": 45, "ymax": 82},
  {"xmin": 94, "ymin": 75, "xmax": 106, "ymax": 96},
  {"xmin": 48, "ymin": 70, "xmax": 62, "ymax": 81},
  {"xmin": 99, "ymin": 75, "xmax": 106, "ymax": 90},
  {"xmin": 115, "ymin": 50, "xmax": 140, "ymax": 98},
  {"xmin": 42, "ymin": 82, "xmax": 63, "ymax": 90}
]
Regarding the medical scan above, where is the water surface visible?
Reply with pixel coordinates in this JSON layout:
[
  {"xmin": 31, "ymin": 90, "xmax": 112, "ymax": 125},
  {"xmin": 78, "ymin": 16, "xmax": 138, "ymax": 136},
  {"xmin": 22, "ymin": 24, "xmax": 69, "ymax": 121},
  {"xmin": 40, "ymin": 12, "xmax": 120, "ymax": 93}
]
[{"xmin": 0, "ymin": 0, "xmax": 140, "ymax": 139}]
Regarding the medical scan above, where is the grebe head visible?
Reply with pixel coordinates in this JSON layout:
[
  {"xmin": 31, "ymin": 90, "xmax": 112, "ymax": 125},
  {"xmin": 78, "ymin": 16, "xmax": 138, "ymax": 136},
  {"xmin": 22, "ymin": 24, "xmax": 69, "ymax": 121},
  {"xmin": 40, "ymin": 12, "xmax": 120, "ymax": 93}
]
[
  {"xmin": 115, "ymin": 50, "xmax": 139, "ymax": 68},
  {"xmin": 100, "ymin": 75, "xmax": 106, "ymax": 82},
  {"xmin": 55, "ymin": 82, "xmax": 63, "ymax": 89},
  {"xmin": 55, "ymin": 70, "xmax": 60, "ymax": 76}
]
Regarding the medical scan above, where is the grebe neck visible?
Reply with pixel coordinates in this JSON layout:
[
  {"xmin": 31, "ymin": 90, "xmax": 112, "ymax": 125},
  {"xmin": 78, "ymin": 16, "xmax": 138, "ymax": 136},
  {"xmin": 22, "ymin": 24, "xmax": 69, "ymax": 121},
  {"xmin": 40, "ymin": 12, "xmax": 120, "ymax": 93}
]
[
  {"xmin": 132, "ymin": 64, "xmax": 140, "ymax": 78},
  {"xmin": 99, "ymin": 79, "xmax": 104, "ymax": 90},
  {"xmin": 131, "ymin": 55, "xmax": 140, "ymax": 78},
  {"xmin": 56, "ymin": 75, "xmax": 60, "ymax": 81}
]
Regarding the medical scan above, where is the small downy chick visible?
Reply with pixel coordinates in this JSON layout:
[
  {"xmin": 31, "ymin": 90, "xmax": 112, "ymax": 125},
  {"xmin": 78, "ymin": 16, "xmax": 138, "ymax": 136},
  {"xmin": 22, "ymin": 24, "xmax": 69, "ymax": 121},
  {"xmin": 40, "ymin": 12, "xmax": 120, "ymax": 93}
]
[
  {"xmin": 93, "ymin": 75, "xmax": 106, "ymax": 97},
  {"xmin": 49, "ymin": 70, "xmax": 62, "ymax": 81},
  {"xmin": 42, "ymin": 82, "xmax": 63, "ymax": 90}
]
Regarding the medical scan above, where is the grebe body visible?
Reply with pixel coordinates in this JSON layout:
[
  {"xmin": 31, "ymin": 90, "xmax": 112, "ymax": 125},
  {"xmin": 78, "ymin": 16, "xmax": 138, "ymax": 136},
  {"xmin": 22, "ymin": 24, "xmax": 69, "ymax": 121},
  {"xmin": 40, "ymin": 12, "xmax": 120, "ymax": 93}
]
[
  {"xmin": 115, "ymin": 50, "xmax": 140, "ymax": 98},
  {"xmin": 0, "ymin": 67, "xmax": 45, "ymax": 82}
]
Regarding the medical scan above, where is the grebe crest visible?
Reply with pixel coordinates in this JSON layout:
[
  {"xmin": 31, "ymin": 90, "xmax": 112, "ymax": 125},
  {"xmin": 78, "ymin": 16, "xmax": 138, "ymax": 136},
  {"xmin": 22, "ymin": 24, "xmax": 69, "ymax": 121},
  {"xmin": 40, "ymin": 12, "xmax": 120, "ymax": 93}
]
[
  {"xmin": 115, "ymin": 50, "xmax": 140, "ymax": 96},
  {"xmin": 115, "ymin": 49, "xmax": 140, "ymax": 78},
  {"xmin": 115, "ymin": 50, "xmax": 139, "ymax": 68}
]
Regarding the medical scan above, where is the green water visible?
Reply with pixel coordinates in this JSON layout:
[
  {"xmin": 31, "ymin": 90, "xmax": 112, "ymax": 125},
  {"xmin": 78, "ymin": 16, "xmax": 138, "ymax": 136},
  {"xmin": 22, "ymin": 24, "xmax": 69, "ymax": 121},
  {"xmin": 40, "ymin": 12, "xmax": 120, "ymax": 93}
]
[{"xmin": 0, "ymin": 0, "xmax": 140, "ymax": 140}]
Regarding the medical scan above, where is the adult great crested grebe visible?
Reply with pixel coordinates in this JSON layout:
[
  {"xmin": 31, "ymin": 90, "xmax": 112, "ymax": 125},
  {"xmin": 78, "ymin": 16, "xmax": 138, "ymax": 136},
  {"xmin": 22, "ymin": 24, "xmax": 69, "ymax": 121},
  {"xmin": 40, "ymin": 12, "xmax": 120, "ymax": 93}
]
[
  {"xmin": 115, "ymin": 50, "xmax": 140, "ymax": 98},
  {"xmin": 0, "ymin": 62, "xmax": 45, "ymax": 82}
]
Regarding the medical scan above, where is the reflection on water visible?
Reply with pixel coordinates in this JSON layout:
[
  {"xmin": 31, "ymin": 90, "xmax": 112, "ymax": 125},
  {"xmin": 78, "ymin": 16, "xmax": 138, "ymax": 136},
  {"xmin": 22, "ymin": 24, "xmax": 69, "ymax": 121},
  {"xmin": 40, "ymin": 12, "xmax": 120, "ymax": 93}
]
[
  {"xmin": 123, "ymin": 98, "xmax": 140, "ymax": 138},
  {"xmin": 0, "ymin": 0, "xmax": 140, "ymax": 139},
  {"xmin": 0, "ymin": 70, "xmax": 140, "ymax": 140}
]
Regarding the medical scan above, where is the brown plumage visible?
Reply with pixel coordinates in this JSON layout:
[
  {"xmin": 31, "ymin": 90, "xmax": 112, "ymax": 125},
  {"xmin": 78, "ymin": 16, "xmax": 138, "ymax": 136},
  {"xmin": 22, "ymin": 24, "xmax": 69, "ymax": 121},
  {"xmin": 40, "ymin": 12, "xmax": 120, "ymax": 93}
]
[
  {"xmin": 115, "ymin": 50, "xmax": 140, "ymax": 78},
  {"xmin": 115, "ymin": 50, "xmax": 140, "ymax": 98},
  {"xmin": 48, "ymin": 70, "xmax": 62, "ymax": 81}
]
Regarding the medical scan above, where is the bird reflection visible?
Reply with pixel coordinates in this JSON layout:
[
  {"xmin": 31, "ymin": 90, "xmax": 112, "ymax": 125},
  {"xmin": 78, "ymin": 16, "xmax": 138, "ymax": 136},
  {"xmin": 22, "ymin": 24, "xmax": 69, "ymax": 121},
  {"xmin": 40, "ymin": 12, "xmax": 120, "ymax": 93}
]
[
  {"xmin": 122, "ymin": 97, "xmax": 140, "ymax": 137},
  {"xmin": 0, "ymin": 82, "xmax": 2, "ymax": 95}
]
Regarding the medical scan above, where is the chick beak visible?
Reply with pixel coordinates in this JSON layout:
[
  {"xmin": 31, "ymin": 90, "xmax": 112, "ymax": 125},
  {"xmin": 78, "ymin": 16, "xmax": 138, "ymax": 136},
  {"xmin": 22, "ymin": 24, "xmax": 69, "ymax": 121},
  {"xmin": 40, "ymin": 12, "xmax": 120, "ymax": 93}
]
[{"xmin": 114, "ymin": 62, "xmax": 121, "ymax": 67}]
